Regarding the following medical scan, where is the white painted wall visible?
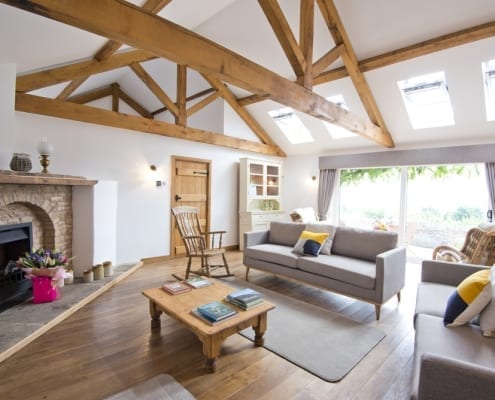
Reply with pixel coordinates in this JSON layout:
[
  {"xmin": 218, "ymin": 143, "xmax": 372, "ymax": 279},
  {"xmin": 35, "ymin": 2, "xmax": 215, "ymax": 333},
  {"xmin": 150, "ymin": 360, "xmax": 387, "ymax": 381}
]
[
  {"xmin": 0, "ymin": 63, "xmax": 16, "ymax": 167},
  {"xmin": 282, "ymin": 155, "xmax": 320, "ymax": 214}
]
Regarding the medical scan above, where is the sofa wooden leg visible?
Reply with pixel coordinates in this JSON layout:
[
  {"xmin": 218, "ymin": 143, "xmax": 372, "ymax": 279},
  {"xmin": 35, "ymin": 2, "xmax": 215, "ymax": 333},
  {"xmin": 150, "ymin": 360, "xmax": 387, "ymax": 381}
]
[
  {"xmin": 245, "ymin": 267, "xmax": 250, "ymax": 281},
  {"xmin": 397, "ymin": 291, "xmax": 401, "ymax": 303},
  {"xmin": 374, "ymin": 305, "xmax": 381, "ymax": 320}
]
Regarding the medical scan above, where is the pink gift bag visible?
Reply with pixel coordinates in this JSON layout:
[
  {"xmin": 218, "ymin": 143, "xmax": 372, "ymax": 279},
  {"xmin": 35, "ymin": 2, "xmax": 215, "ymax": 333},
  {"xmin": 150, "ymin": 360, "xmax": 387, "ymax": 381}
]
[{"xmin": 32, "ymin": 276, "xmax": 60, "ymax": 303}]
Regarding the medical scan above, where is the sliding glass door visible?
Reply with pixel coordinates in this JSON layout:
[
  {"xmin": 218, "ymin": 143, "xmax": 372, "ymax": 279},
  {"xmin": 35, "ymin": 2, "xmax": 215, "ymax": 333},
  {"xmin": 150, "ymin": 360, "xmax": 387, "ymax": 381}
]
[{"xmin": 337, "ymin": 164, "xmax": 488, "ymax": 263}]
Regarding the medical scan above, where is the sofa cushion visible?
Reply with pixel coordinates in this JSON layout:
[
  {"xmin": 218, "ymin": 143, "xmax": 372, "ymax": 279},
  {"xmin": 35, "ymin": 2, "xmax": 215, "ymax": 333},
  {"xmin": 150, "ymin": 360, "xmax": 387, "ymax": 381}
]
[
  {"xmin": 332, "ymin": 226, "xmax": 397, "ymax": 261},
  {"xmin": 305, "ymin": 223, "xmax": 336, "ymax": 255},
  {"xmin": 444, "ymin": 269, "xmax": 492, "ymax": 327},
  {"xmin": 298, "ymin": 254, "xmax": 375, "ymax": 289},
  {"xmin": 413, "ymin": 313, "xmax": 495, "ymax": 399},
  {"xmin": 268, "ymin": 222, "xmax": 306, "ymax": 246},
  {"xmin": 415, "ymin": 282, "xmax": 453, "ymax": 322},
  {"xmin": 292, "ymin": 230, "xmax": 329, "ymax": 256},
  {"xmin": 244, "ymin": 243, "xmax": 300, "ymax": 269}
]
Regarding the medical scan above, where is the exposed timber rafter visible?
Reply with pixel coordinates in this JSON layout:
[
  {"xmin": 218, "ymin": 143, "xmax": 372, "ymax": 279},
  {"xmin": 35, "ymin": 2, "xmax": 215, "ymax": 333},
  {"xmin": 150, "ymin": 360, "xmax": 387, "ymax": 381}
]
[
  {"xmin": 298, "ymin": 0, "xmax": 314, "ymax": 89},
  {"xmin": 258, "ymin": 0, "xmax": 306, "ymax": 77},
  {"xmin": 129, "ymin": 62, "xmax": 179, "ymax": 117},
  {"xmin": 317, "ymin": 0, "xmax": 392, "ymax": 144},
  {"xmin": 15, "ymin": 93, "xmax": 286, "ymax": 157},
  {"xmin": 1, "ymin": 0, "xmax": 392, "ymax": 148},
  {"xmin": 152, "ymin": 88, "xmax": 217, "ymax": 116},
  {"xmin": 314, "ymin": 20, "xmax": 495, "ymax": 85},
  {"xmin": 56, "ymin": 0, "xmax": 173, "ymax": 99},
  {"xmin": 16, "ymin": 49, "xmax": 158, "ymax": 93},
  {"xmin": 240, "ymin": 20, "xmax": 495, "ymax": 102},
  {"xmin": 111, "ymin": 83, "xmax": 153, "ymax": 118},
  {"xmin": 201, "ymin": 74, "xmax": 278, "ymax": 146}
]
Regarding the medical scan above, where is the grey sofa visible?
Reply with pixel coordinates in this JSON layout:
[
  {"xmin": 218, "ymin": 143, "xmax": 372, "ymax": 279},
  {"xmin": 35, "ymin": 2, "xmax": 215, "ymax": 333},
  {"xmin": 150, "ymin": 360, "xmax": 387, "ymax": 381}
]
[
  {"xmin": 412, "ymin": 260, "xmax": 495, "ymax": 399},
  {"xmin": 243, "ymin": 221, "xmax": 406, "ymax": 320}
]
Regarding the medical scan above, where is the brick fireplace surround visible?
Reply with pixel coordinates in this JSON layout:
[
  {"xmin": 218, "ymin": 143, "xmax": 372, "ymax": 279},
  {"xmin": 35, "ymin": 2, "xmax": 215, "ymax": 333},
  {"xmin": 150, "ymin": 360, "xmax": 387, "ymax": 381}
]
[{"xmin": 0, "ymin": 171, "xmax": 97, "ymax": 262}]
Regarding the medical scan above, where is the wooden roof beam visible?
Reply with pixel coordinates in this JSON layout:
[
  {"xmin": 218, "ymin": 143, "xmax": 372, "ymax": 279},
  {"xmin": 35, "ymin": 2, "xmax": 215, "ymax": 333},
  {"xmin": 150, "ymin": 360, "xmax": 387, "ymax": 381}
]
[
  {"xmin": 202, "ymin": 74, "xmax": 279, "ymax": 147},
  {"xmin": 56, "ymin": 0, "xmax": 173, "ymax": 99},
  {"xmin": 15, "ymin": 93, "xmax": 286, "ymax": 157},
  {"xmin": 151, "ymin": 88, "xmax": 216, "ymax": 116},
  {"xmin": 186, "ymin": 91, "xmax": 222, "ymax": 117},
  {"xmin": 66, "ymin": 85, "xmax": 113, "ymax": 104},
  {"xmin": 111, "ymin": 83, "xmax": 153, "ymax": 119},
  {"xmin": 258, "ymin": 0, "xmax": 306, "ymax": 77},
  {"xmin": 314, "ymin": 20, "xmax": 495, "ymax": 85},
  {"xmin": 317, "ymin": 0, "xmax": 394, "ymax": 147},
  {"xmin": 129, "ymin": 62, "xmax": 179, "ymax": 116},
  {"xmin": 1, "ymin": 0, "xmax": 390, "ymax": 147},
  {"xmin": 298, "ymin": 0, "xmax": 314, "ymax": 89},
  {"xmin": 16, "ymin": 49, "xmax": 158, "ymax": 92}
]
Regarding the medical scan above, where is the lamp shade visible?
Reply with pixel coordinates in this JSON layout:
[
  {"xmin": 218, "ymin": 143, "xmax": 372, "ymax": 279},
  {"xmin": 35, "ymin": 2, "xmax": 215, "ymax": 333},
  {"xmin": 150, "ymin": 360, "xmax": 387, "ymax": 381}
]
[{"xmin": 37, "ymin": 138, "xmax": 53, "ymax": 155}]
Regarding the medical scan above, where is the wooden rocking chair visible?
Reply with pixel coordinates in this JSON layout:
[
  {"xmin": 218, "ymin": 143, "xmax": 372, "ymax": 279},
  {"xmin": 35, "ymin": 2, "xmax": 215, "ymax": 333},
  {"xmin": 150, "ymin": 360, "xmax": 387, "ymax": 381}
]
[
  {"xmin": 432, "ymin": 225, "xmax": 495, "ymax": 266},
  {"xmin": 171, "ymin": 206, "xmax": 234, "ymax": 280}
]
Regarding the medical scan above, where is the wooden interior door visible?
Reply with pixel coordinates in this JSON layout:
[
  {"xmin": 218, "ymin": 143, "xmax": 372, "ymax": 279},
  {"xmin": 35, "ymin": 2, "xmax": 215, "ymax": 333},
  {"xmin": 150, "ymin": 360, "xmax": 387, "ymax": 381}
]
[{"xmin": 171, "ymin": 156, "xmax": 211, "ymax": 257}]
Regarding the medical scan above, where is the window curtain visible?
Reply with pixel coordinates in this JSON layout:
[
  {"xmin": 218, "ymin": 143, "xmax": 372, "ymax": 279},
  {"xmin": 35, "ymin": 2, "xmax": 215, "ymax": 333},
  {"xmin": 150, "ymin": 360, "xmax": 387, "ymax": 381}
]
[
  {"xmin": 485, "ymin": 162, "xmax": 495, "ymax": 221},
  {"xmin": 317, "ymin": 169, "xmax": 337, "ymax": 221}
]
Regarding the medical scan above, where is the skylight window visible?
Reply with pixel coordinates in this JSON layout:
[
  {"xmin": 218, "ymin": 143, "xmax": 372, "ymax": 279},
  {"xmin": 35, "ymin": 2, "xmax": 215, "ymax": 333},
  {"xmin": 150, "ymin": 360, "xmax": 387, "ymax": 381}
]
[
  {"xmin": 398, "ymin": 71, "xmax": 455, "ymax": 129},
  {"xmin": 322, "ymin": 95, "xmax": 356, "ymax": 139},
  {"xmin": 268, "ymin": 107, "xmax": 313, "ymax": 144},
  {"xmin": 482, "ymin": 59, "xmax": 495, "ymax": 121}
]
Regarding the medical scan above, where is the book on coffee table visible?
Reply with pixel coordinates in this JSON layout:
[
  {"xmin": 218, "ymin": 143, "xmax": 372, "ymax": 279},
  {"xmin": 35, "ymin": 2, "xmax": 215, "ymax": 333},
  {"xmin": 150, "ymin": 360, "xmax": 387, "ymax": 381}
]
[
  {"xmin": 184, "ymin": 276, "xmax": 212, "ymax": 289},
  {"xmin": 226, "ymin": 288, "xmax": 263, "ymax": 310},
  {"xmin": 162, "ymin": 280, "xmax": 192, "ymax": 295},
  {"xmin": 190, "ymin": 309, "xmax": 237, "ymax": 326},
  {"xmin": 196, "ymin": 300, "xmax": 237, "ymax": 321}
]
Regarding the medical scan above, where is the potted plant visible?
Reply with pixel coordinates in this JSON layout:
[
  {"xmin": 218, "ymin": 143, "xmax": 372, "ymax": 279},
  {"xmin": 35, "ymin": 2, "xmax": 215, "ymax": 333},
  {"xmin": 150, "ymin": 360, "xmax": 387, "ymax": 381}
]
[{"xmin": 16, "ymin": 248, "xmax": 72, "ymax": 303}]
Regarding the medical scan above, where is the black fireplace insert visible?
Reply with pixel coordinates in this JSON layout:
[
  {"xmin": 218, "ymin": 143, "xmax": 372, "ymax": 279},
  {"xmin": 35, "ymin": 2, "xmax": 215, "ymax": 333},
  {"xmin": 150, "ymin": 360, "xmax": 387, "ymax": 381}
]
[{"xmin": 0, "ymin": 222, "xmax": 33, "ymax": 312}]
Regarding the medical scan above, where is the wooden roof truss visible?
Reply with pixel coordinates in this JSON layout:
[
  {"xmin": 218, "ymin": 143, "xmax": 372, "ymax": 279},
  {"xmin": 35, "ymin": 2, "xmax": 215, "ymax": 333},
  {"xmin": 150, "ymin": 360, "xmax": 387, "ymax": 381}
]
[{"xmin": 4, "ymin": 0, "xmax": 495, "ymax": 156}]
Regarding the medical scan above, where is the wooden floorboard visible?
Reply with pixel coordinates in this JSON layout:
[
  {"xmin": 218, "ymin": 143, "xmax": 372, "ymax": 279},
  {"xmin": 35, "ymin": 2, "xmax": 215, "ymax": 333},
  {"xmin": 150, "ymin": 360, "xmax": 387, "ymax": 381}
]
[{"xmin": 0, "ymin": 251, "xmax": 420, "ymax": 400}]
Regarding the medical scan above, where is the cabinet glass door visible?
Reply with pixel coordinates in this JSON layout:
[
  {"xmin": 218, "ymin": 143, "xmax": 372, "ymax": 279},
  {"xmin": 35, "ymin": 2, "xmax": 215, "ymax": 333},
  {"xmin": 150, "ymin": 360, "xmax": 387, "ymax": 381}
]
[{"xmin": 266, "ymin": 164, "xmax": 279, "ymax": 196}]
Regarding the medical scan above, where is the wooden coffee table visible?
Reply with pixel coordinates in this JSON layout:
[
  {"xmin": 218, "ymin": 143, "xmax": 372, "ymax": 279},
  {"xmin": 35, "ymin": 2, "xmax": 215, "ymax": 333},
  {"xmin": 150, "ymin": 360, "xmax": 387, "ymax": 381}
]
[{"xmin": 142, "ymin": 280, "xmax": 275, "ymax": 372}]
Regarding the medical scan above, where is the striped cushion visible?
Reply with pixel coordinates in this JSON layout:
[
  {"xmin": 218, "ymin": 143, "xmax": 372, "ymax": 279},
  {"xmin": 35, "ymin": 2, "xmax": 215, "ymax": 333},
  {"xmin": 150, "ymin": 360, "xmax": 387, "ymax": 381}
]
[{"xmin": 444, "ymin": 269, "xmax": 492, "ymax": 327}]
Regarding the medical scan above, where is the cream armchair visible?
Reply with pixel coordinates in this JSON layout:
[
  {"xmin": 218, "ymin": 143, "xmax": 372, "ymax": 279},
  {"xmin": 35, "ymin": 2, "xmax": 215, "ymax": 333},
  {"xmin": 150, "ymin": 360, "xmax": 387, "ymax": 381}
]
[{"xmin": 289, "ymin": 207, "xmax": 318, "ymax": 223}]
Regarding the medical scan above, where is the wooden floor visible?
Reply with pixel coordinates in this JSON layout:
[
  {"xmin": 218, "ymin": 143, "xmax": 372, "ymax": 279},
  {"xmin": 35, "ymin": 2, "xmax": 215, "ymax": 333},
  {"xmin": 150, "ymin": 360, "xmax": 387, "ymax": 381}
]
[{"xmin": 0, "ymin": 251, "xmax": 420, "ymax": 400}]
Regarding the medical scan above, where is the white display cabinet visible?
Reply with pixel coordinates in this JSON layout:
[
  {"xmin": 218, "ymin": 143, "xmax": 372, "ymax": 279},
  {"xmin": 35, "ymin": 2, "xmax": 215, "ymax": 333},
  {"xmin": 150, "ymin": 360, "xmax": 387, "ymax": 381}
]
[{"xmin": 239, "ymin": 158, "xmax": 284, "ymax": 250}]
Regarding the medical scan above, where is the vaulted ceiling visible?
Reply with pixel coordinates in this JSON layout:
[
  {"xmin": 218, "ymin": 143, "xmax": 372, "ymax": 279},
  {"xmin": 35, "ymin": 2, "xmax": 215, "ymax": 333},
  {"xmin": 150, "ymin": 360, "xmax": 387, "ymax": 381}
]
[{"xmin": 1, "ymin": 0, "xmax": 494, "ymax": 157}]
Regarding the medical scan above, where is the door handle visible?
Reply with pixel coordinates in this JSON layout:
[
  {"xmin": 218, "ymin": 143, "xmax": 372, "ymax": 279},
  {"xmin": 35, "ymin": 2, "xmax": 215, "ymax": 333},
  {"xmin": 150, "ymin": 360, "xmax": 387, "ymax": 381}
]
[{"xmin": 175, "ymin": 194, "xmax": 182, "ymax": 201}]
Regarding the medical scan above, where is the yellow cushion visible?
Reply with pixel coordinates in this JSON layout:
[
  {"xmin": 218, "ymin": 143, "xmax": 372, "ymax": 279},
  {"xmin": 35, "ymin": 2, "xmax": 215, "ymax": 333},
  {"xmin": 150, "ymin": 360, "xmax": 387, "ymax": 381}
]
[
  {"xmin": 291, "ymin": 230, "xmax": 329, "ymax": 256},
  {"xmin": 444, "ymin": 269, "xmax": 492, "ymax": 327}
]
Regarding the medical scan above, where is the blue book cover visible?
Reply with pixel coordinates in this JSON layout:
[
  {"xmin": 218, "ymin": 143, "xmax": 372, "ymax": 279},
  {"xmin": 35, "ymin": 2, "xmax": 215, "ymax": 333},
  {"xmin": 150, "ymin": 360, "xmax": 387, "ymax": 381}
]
[{"xmin": 197, "ymin": 301, "xmax": 237, "ymax": 321}]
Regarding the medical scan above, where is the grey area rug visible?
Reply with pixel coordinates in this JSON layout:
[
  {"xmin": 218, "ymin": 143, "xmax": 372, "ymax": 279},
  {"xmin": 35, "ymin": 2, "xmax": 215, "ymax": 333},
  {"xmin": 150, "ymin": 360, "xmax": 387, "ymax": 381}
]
[
  {"xmin": 104, "ymin": 374, "xmax": 195, "ymax": 400},
  {"xmin": 227, "ymin": 279, "xmax": 386, "ymax": 382}
]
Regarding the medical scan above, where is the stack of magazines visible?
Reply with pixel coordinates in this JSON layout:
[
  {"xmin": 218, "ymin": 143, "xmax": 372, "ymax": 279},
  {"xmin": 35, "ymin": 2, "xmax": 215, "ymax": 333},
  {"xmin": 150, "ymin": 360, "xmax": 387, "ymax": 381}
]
[
  {"xmin": 192, "ymin": 300, "xmax": 238, "ymax": 325},
  {"xmin": 226, "ymin": 288, "xmax": 264, "ymax": 310}
]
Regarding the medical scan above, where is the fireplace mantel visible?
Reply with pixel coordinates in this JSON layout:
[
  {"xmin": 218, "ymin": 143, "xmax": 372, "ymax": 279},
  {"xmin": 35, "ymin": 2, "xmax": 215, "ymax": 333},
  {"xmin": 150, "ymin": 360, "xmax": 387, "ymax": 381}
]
[{"xmin": 0, "ymin": 170, "xmax": 97, "ymax": 186}]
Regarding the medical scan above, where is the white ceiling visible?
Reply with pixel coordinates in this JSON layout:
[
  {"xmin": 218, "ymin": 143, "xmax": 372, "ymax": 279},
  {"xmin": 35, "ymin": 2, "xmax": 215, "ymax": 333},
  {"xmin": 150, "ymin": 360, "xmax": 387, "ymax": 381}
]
[{"xmin": 1, "ymin": 0, "xmax": 495, "ymax": 157}]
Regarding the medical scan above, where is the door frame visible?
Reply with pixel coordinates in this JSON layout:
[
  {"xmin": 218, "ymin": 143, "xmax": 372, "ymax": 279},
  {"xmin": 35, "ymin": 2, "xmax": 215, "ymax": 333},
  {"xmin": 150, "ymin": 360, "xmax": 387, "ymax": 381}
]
[{"xmin": 170, "ymin": 155, "xmax": 212, "ymax": 258}]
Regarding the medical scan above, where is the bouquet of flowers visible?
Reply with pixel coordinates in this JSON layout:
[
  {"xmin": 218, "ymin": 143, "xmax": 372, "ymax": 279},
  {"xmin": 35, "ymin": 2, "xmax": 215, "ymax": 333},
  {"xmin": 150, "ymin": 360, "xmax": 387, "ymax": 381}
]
[{"xmin": 17, "ymin": 248, "xmax": 72, "ymax": 287}]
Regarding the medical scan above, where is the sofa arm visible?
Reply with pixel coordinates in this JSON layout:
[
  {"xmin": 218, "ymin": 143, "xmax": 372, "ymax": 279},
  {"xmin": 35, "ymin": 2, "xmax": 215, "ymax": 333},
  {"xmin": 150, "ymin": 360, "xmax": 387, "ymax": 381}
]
[
  {"xmin": 421, "ymin": 260, "xmax": 488, "ymax": 286},
  {"xmin": 375, "ymin": 247, "xmax": 406, "ymax": 303},
  {"xmin": 416, "ymin": 353, "xmax": 495, "ymax": 400},
  {"xmin": 243, "ymin": 230, "xmax": 269, "ymax": 248}
]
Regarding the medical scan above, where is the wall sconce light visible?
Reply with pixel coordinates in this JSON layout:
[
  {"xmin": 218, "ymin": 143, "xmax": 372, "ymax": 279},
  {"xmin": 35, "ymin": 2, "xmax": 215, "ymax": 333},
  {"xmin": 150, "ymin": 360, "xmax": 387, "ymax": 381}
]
[
  {"xmin": 37, "ymin": 137, "xmax": 53, "ymax": 174},
  {"xmin": 149, "ymin": 164, "xmax": 166, "ymax": 189}
]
